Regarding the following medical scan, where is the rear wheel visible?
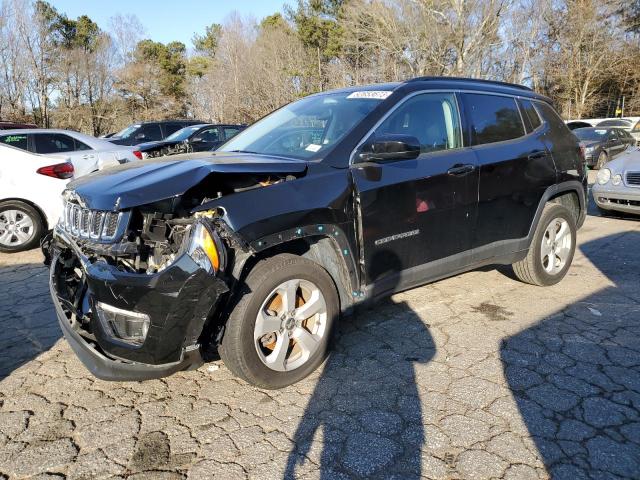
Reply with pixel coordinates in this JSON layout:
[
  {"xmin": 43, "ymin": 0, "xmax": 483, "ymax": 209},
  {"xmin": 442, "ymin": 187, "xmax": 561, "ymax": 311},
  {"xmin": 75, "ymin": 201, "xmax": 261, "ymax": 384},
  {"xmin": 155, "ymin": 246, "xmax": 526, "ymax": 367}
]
[
  {"xmin": 512, "ymin": 203, "xmax": 576, "ymax": 286},
  {"xmin": 0, "ymin": 201, "xmax": 44, "ymax": 253},
  {"xmin": 219, "ymin": 254, "xmax": 339, "ymax": 389}
]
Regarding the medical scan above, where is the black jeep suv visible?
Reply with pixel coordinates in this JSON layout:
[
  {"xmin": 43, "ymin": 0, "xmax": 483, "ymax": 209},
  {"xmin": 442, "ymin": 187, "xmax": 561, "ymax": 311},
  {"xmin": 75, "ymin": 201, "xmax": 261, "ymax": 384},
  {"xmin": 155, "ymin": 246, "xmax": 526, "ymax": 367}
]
[{"xmin": 46, "ymin": 77, "xmax": 587, "ymax": 389}]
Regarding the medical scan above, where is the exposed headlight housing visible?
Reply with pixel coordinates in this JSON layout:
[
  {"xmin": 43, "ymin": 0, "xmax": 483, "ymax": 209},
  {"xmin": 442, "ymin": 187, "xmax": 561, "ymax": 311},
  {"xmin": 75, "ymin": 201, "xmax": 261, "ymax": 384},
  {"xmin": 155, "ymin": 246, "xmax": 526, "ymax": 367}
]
[
  {"xmin": 95, "ymin": 302, "xmax": 150, "ymax": 346},
  {"xmin": 185, "ymin": 221, "xmax": 224, "ymax": 274},
  {"xmin": 612, "ymin": 174, "xmax": 622, "ymax": 186},
  {"xmin": 597, "ymin": 168, "xmax": 611, "ymax": 185}
]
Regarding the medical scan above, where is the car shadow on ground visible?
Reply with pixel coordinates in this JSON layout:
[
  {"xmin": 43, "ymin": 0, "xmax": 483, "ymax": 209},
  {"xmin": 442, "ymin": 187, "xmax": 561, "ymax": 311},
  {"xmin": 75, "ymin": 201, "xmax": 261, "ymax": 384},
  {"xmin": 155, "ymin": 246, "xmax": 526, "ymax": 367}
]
[
  {"xmin": 0, "ymin": 260, "xmax": 60, "ymax": 379},
  {"xmin": 284, "ymin": 251, "xmax": 436, "ymax": 479},
  {"xmin": 501, "ymin": 232, "xmax": 640, "ymax": 478}
]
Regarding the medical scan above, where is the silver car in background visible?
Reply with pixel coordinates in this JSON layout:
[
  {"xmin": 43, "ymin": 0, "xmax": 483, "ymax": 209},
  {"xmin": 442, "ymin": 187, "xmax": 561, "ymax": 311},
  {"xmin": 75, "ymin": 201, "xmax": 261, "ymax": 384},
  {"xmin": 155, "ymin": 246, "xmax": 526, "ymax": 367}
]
[{"xmin": 592, "ymin": 147, "xmax": 640, "ymax": 216}]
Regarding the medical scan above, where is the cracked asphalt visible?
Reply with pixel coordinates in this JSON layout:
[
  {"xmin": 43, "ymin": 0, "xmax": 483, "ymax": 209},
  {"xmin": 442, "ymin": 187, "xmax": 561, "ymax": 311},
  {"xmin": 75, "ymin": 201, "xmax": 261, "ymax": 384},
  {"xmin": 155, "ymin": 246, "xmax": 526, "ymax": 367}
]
[{"xmin": 1, "ymin": 204, "xmax": 640, "ymax": 478}]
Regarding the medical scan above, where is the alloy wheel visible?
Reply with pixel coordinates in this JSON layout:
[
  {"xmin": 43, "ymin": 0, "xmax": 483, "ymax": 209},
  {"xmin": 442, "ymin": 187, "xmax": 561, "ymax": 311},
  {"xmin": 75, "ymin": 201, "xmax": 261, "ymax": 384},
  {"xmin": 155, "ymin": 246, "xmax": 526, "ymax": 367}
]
[
  {"xmin": 254, "ymin": 278, "xmax": 328, "ymax": 372},
  {"xmin": 0, "ymin": 209, "xmax": 35, "ymax": 247},
  {"xmin": 540, "ymin": 217, "xmax": 572, "ymax": 275}
]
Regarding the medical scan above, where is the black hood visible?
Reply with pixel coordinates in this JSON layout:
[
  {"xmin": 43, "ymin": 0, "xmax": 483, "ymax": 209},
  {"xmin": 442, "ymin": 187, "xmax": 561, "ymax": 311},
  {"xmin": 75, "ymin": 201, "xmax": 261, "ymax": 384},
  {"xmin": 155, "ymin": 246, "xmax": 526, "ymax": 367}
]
[{"xmin": 68, "ymin": 152, "xmax": 308, "ymax": 210}]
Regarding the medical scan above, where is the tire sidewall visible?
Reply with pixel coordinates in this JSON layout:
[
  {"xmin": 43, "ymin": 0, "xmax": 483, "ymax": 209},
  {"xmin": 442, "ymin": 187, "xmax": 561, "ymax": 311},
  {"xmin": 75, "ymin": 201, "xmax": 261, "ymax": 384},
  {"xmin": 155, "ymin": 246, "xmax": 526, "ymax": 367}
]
[
  {"xmin": 0, "ymin": 201, "xmax": 43, "ymax": 253},
  {"xmin": 530, "ymin": 205, "xmax": 577, "ymax": 286},
  {"xmin": 223, "ymin": 256, "xmax": 339, "ymax": 389}
]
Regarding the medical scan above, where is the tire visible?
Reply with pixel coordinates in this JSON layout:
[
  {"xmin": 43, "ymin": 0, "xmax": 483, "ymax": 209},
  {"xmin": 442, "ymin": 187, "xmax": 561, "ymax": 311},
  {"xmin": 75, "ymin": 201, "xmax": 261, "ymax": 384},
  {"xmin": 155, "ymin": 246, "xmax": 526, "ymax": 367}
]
[
  {"xmin": 219, "ymin": 253, "xmax": 339, "ymax": 389},
  {"xmin": 512, "ymin": 203, "xmax": 576, "ymax": 286},
  {"xmin": 0, "ymin": 200, "xmax": 44, "ymax": 253},
  {"xmin": 596, "ymin": 151, "xmax": 608, "ymax": 169}
]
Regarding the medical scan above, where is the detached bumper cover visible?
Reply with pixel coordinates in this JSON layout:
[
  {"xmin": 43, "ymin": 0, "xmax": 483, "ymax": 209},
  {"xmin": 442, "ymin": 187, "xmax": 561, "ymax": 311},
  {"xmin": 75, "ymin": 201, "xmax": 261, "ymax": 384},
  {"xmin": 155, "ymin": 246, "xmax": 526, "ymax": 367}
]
[{"xmin": 49, "ymin": 239, "xmax": 229, "ymax": 381}]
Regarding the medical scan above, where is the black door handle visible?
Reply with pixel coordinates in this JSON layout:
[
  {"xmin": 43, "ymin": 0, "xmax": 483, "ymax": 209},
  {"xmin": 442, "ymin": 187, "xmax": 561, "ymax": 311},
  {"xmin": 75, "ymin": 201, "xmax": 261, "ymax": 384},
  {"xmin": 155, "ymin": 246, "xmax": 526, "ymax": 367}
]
[{"xmin": 447, "ymin": 164, "xmax": 476, "ymax": 176}]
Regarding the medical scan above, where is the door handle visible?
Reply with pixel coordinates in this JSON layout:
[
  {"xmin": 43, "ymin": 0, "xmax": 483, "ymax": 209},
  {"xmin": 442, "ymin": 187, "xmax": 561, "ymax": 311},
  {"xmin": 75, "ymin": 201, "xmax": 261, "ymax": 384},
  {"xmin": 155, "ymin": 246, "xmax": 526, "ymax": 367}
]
[{"xmin": 447, "ymin": 164, "xmax": 476, "ymax": 176}]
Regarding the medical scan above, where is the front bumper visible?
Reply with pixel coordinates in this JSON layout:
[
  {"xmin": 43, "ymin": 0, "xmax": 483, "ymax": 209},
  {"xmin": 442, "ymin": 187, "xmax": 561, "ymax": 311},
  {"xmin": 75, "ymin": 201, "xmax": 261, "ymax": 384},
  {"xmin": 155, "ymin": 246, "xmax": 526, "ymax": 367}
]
[
  {"xmin": 592, "ymin": 185, "xmax": 640, "ymax": 215},
  {"xmin": 49, "ymin": 232, "xmax": 228, "ymax": 381}
]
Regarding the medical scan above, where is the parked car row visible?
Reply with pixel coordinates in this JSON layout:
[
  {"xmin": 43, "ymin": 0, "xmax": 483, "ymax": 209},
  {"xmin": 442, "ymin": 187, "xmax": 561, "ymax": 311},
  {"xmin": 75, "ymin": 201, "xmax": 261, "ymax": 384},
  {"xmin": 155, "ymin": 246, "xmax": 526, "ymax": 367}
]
[
  {"xmin": 567, "ymin": 117, "xmax": 640, "ymax": 145},
  {"xmin": 572, "ymin": 127, "xmax": 636, "ymax": 168},
  {"xmin": 0, "ymin": 119, "xmax": 245, "ymax": 253}
]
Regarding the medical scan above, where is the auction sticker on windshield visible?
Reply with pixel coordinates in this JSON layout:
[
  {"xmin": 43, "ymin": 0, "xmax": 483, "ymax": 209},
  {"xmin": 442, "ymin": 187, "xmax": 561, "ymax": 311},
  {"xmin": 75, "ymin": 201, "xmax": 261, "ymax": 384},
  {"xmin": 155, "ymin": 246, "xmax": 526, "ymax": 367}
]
[{"xmin": 346, "ymin": 91, "xmax": 392, "ymax": 100}]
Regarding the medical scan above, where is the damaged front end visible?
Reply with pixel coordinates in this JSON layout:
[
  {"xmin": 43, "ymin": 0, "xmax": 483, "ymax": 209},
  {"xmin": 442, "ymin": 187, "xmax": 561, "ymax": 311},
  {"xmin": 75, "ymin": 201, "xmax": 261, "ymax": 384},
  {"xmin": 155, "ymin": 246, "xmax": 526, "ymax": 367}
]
[{"xmin": 46, "ymin": 155, "xmax": 304, "ymax": 380}]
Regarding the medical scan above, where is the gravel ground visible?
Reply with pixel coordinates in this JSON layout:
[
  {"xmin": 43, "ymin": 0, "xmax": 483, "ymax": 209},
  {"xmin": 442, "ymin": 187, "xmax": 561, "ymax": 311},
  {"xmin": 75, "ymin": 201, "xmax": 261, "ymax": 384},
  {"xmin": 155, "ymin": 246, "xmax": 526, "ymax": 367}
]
[{"xmin": 1, "ymin": 201, "xmax": 639, "ymax": 479}]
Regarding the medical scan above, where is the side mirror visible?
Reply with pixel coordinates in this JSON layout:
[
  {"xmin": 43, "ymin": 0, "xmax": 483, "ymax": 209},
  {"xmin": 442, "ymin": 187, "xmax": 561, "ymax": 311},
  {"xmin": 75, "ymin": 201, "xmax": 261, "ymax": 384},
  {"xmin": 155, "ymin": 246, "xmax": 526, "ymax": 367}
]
[
  {"xmin": 191, "ymin": 136, "xmax": 204, "ymax": 143},
  {"xmin": 358, "ymin": 134, "xmax": 421, "ymax": 162}
]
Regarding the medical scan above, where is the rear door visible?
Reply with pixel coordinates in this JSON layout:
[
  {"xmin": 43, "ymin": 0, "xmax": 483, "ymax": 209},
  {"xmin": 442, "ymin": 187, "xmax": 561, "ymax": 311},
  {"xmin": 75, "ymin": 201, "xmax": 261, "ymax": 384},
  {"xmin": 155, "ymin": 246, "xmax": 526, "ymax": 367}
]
[
  {"xmin": 352, "ymin": 91, "xmax": 478, "ymax": 290},
  {"xmin": 32, "ymin": 133, "xmax": 98, "ymax": 176},
  {"xmin": 462, "ymin": 93, "xmax": 556, "ymax": 254}
]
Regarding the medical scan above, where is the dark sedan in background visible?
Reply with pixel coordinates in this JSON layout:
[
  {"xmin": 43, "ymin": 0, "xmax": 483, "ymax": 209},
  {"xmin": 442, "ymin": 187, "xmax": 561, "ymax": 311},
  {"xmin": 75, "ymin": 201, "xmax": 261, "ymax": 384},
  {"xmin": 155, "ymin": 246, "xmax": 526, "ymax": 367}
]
[
  {"xmin": 573, "ymin": 127, "xmax": 635, "ymax": 168},
  {"xmin": 107, "ymin": 120, "xmax": 205, "ymax": 146},
  {"xmin": 137, "ymin": 123, "xmax": 246, "ymax": 158}
]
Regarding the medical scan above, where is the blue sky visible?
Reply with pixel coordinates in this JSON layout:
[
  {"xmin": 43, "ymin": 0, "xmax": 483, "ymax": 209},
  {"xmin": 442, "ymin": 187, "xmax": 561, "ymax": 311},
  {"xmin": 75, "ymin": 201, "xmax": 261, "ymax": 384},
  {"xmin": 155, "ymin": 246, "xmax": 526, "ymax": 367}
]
[{"xmin": 49, "ymin": 0, "xmax": 290, "ymax": 48}]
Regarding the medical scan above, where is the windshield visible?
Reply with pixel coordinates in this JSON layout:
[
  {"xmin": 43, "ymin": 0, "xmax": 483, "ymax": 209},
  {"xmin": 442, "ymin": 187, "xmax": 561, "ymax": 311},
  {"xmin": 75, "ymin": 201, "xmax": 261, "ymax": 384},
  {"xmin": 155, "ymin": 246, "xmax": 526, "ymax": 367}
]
[
  {"xmin": 165, "ymin": 126, "xmax": 202, "ymax": 142},
  {"xmin": 114, "ymin": 124, "xmax": 141, "ymax": 139},
  {"xmin": 574, "ymin": 128, "xmax": 608, "ymax": 141},
  {"xmin": 218, "ymin": 91, "xmax": 389, "ymax": 159}
]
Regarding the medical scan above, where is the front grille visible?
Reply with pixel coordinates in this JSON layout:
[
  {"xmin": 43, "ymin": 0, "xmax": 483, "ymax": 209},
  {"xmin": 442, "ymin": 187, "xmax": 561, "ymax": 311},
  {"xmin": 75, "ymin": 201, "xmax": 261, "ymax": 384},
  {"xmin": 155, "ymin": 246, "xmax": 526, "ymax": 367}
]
[
  {"xmin": 61, "ymin": 201, "xmax": 128, "ymax": 242},
  {"xmin": 626, "ymin": 171, "xmax": 640, "ymax": 186}
]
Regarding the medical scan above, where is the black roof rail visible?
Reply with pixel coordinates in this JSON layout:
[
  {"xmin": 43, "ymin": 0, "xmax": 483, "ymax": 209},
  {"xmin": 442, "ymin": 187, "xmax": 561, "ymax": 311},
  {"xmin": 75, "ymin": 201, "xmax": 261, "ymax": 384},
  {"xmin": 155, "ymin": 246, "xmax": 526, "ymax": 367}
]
[{"xmin": 406, "ymin": 76, "xmax": 533, "ymax": 92}]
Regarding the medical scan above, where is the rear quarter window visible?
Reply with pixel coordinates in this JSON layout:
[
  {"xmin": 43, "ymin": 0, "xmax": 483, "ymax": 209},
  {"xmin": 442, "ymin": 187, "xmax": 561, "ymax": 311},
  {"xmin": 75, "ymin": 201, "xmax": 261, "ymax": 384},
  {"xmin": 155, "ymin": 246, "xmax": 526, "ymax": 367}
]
[
  {"xmin": 463, "ymin": 93, "xmax": 525, "ymax": 145},
  {"xmin": 533, "ymin": 102, "xmax": 571, "ymax": 136},
  {"xmin": 0, "ymin": 134, "xmax": 28, "ymax": 151},
  {"xmin": 519, "ymin": 99, "xmax": 542, "ymax": 132}
]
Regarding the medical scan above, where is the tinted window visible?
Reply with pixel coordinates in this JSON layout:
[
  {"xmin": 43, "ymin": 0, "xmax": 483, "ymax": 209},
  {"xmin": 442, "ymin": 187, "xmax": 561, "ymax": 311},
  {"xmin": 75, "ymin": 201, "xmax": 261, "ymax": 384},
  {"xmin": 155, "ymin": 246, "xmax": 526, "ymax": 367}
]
[
  {"xmin": 374, "ymin": 92, "xmax": 462, "ymax": 153},
  {"xmin": 34, "ymin": 133, "xmax": 75, "ymax": 154},
  {"xmin": 223, "ymin": 127, "xmax": 241, "ymax": 139},
  {"xmin": 163, "ymin": 123, "xmax": 183, "ymax": 136},
  {"xmin": 74, "ymin": 139, "xmax": 92, "ymax": 151},
  {"xmin": 139, "ymin": 124, "xmax": 162, "ymax": 141},
  {"xmin": 520, "ymin": 99, "xmax": 542, "ymax": 131},
  {"xmin": 0, "ymin": 134, "xmax": 28, "ymax": 151},
  {"xmin": 198, "ymin": 127, "xmax": 221, "ymax": 143},
  {"xmin": 464, "ymin": 93, "xmax": 524, "ymax": 145},
  {"xmin": 533, "ymin": 102, "xmax": 570, "ymax": 136}
]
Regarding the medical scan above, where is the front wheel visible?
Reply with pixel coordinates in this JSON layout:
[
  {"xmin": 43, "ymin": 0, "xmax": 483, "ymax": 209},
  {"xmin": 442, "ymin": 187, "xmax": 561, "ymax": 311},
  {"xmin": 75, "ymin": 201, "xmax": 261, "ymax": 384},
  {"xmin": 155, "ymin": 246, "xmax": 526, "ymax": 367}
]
[
  {"xmin": 0, "ymin": 201, "xmax": 44, "ymax": 253},
  {"xmin": 219, "ymin": 254, "xmax": 339, "ymax": 389},
  {"xmin": 512, "ymin": 203, "xmax": 577, "ymax": 286}
]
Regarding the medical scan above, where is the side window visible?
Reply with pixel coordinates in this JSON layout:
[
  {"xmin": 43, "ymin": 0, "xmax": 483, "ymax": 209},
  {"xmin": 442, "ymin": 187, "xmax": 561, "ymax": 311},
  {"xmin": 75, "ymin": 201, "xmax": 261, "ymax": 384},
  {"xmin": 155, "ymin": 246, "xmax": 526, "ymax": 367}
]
[
  {"xmin": 198, "ymin": 127, "xmax": 221, "ymax": 142},
  {"xmin": 223, "ymin": 127, "xmax": 240, "ymax": 140},
  {"xmin": 140, "ymin": 124, "xmax": 162, "ymax": 141},
  {"xmin": 520, "ymin": 99, "xmax": 542, "ymax": 132},
  {"xmin": 34, "ymin": 134, "xmax": 75, "ymax": 154},
  {"xmin": 608, "ymin": 129, "xmax": 618, "ymax": 141},
  {"xmin": 374, "ymin": 92, "xmax": 462, "ymax": 153},
  {"xmin": 163, "ymin": 123, "xmax": 182, "ymax": 137},
  {"xmin": 532, "ymin": 101, "xmax": 570, "ymax": 135},
  {"xmin": 0, "ymin": 134, "xmax": 29, "ymax": 151},
  {"xmin": 463, "ymin": 93, "xmax": 525, "ymax": 145},
  {"xmin": 74, "ymin": 139, "xmax": 92, "ymax": 151}
]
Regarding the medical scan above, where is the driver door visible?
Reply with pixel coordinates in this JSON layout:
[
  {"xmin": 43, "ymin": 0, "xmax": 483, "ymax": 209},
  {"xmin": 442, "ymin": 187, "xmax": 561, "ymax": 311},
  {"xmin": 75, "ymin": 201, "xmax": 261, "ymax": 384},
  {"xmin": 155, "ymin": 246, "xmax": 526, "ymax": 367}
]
[{"xmin": 351, "ymin": 92, "xmax": 479, "ymax": 293}]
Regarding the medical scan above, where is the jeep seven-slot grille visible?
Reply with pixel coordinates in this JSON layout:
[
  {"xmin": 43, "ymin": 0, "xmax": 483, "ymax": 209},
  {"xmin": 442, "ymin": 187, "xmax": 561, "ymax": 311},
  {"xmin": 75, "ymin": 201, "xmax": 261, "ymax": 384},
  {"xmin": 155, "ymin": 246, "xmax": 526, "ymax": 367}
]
[
  {"xmin": 626, "ymin": 172, "xmax": 640, "ymax": 186},
  {"xmin": 61, "ymin": 201, "xmax": 125, "ymax": 242}
]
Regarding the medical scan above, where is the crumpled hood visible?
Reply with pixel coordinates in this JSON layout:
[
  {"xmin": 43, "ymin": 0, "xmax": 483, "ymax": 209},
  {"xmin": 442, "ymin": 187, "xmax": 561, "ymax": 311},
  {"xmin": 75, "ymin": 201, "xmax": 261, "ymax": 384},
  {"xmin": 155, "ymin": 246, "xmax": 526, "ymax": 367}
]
[
  {"xmin": 605, "ymin": 147, "xmax": 640, "ymax": 173},
  {"xmin": 67, "ymin": 151, "xmax": 307, "ymax": 210}
]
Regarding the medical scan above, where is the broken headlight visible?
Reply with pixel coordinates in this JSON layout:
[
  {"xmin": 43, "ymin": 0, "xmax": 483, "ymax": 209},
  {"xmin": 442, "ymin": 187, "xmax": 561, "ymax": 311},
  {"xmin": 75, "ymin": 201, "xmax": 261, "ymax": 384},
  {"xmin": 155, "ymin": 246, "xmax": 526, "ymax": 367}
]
[
  {"xmin": 95, "ymin": 302, "xmax": 150, "ymax": 346},
  {"xmin": 185, "ymin": 221, "xmax": 224, "ymax": 274}
]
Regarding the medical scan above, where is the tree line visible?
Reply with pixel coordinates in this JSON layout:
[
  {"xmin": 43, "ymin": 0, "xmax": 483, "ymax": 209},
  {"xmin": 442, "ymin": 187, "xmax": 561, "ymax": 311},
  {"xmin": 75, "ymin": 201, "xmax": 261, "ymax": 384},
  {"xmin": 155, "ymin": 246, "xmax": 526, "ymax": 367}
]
[{"xmin": 0, "ymin": 0, "xmax": 638, "ymax": 136}]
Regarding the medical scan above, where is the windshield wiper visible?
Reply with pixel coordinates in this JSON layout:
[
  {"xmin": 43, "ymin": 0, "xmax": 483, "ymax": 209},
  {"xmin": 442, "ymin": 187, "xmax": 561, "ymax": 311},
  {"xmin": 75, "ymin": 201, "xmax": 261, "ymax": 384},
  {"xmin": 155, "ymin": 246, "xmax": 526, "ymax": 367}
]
[{"xmin": 228, "ymin": 149, "xmax": 260, "ymax": 154}]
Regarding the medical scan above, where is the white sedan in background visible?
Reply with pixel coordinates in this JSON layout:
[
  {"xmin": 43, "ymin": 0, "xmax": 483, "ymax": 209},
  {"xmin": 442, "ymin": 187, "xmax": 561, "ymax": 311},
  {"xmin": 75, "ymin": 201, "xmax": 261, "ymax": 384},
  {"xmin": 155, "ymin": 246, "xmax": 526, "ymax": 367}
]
[
  {"xmin": 0, "ymin": 143, "xmax": 77, "ymax": 252},
  {"xmin": 0, "ymin": 129, "xmax": 141, "ymax": 177}
]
